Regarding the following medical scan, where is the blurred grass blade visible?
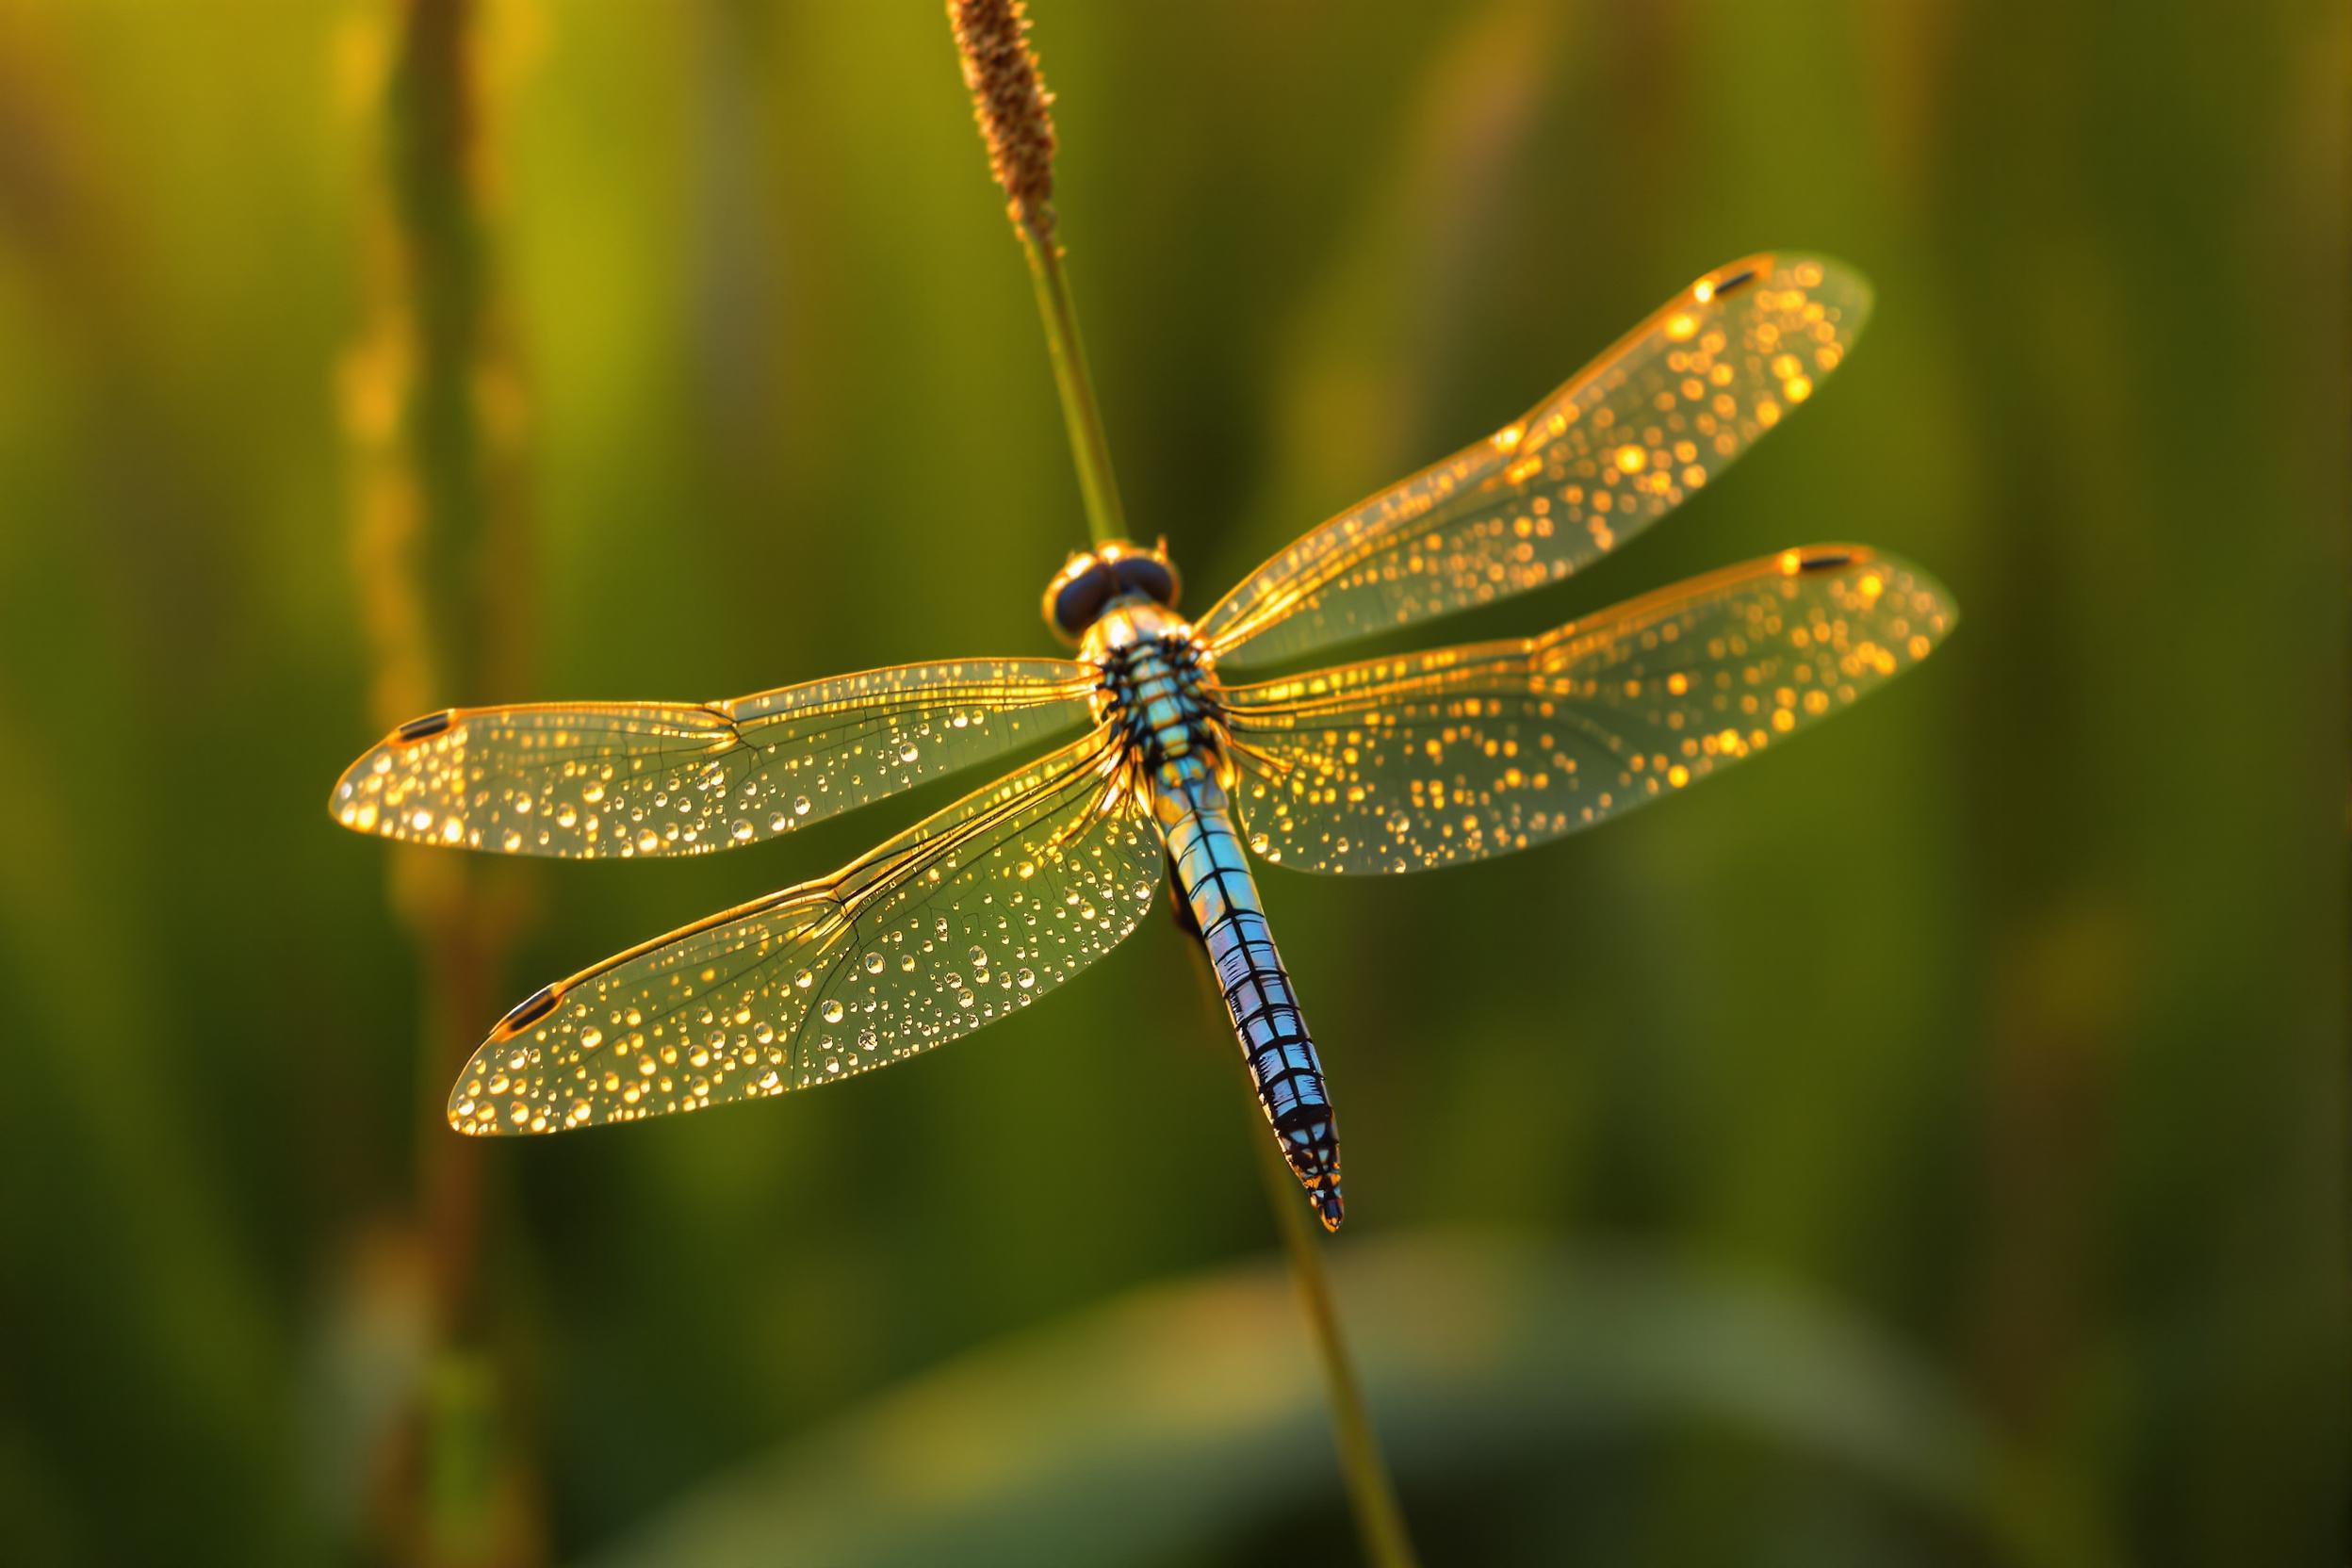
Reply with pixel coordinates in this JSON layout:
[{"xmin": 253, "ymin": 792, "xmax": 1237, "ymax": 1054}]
[{"xmin": 593, "ymin": 1231, "xmax": 2067, "ymax": 1568}]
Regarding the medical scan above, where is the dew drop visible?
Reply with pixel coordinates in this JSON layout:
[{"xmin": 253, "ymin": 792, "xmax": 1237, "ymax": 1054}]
[
  {"xmin": 730, "ymin": 819, "xmax": 755, "ymax": 842},
  {"xmin": 862, "ymin": 952, "xmax": 886, "ymax": 975},
  {"xmin": 820, "ymin": 999, "xmax": 844, "ymax": 1023},
  {"xmin": 793, "ymin": 969, "xmax": 814, "ymax": 989},
  {"xmin": 792, "ymin": 794, "xmax": 811, "ymax": 817},
  {"xmin": 1016, "ymin": 968, "xmax": 1035, "ymax": 989}
]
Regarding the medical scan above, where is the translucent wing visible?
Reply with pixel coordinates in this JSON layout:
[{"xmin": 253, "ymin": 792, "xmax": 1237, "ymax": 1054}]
[
  {"xmin": 447, "ymin": 727, "xmax": 1165, "ymax": 1134},
  {"xmin": 329, "ymin": 659, "xmax": 1096, "ymax": 858},
  {"xmin": 1199, "ymin": 254, "xmax": 1871, "ymax": 669},
  {"xmin": 1219, "ymin": 547, "xmax": 1953, "ymax": 874}
]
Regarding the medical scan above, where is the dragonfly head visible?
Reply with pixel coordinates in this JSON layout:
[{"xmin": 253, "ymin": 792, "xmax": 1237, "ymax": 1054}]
[{"xmin": 1041, "ymin": 538, "xmax": 1182, "ymax": 644}]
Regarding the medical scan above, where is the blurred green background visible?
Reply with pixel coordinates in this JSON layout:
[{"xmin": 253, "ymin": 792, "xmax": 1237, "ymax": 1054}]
[{"xmin": 0, "ymin": 1, "xmax": 2341, "ymax": 1563}]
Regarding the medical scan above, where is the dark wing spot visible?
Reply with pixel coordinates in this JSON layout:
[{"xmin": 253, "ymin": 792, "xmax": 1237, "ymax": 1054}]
[
  {"xmin": 499, "ymin": 985, "xmax": 561, "ymax": 1033},
  {"xmin": 395, "ymin": 710, "xmax": 455, "ymax": 743},
  {"xmin": 1711, "ymin": 266, "xmax": 1760, "ymax": 297},
  {"xmin": 1796, "ymin": 549, "xmax": 1859, "ymax": 573}
]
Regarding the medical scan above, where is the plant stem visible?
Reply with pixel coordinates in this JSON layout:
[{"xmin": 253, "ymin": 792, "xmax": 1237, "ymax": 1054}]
[
  {"xmin": 350, "ymin": 0, "xmax": 539, "ymax": 1557},
  {"xmin": 1181, "ymin": 941, "xmax": 1421, "ymax": 1568},
  {"xmin": 1250, "ymin": 1098, "xmax": 1421, "ymax": 1568},
  {"xmin": 1018, "ymin": 228, "xmax": 1127, "ymax": 547},
  {"xmin": 947, "ymin": 0, "xmax": 1127, "ymax": 549},
  {"xmin": 951, "ymin": 8, "xmax": 1413, "ymax": 1560}
]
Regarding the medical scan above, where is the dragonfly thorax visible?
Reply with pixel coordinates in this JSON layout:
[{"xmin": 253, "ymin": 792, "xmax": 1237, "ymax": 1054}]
[{"xmin": 1081, "ymin": 598, "xmax": 1225, "ymax": 774}]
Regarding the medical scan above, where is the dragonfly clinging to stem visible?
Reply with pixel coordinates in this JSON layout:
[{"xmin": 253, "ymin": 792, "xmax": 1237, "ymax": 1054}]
[{"xmin": 331, "ymin": 253, "xmax": 1955, "ymax": 1232}]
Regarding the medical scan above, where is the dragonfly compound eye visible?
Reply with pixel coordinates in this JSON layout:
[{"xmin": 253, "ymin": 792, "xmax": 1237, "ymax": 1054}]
[
  {"xmin": 1043, "ymin": 554, "xmax": 1116, "ymax": 642},
  {"xmin": 1109, "ymin": 551, "xmax": 1180, "ymax": 611}
]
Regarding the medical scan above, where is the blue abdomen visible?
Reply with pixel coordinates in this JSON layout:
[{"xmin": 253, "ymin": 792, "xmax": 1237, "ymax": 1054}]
[
  {"xmin": 1085, "ymin": 599, "xmax": 1345, "ymax": 1230},
  {"xmin": 1153, "ymin": 756, "xmax": 1344, "ymax": 1229}
]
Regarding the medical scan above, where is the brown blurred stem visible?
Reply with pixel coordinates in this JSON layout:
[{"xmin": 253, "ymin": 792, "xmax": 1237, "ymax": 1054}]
[{"xmin": 349, "ymin": 0, "xmax": 539, "ymax": 1560}]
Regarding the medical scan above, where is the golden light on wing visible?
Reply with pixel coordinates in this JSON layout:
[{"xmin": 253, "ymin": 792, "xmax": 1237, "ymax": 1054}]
[
  {"xmin": 447, "ymin": 728, "xmax": 1164, "ymax": 1134},
  {"xmin": 1199, "ymin": 254, "xmax": 1873, "ymax": 668},
  {"xmin": 328, "ymin": 659, "xmax": 1095, "ymax": 858},
  {"xmin": 1217, "ymin": 547, "xmax": 1954, "ymax": 874}
]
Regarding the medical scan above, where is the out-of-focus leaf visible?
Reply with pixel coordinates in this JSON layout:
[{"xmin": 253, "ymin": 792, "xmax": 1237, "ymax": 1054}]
[{"xmin": 595, "ymin": 1231, "xmax": 2050, "ymax": 1568}]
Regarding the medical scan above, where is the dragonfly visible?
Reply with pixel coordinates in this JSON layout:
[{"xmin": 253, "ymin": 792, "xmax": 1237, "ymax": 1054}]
[{"xmin": 332, "ymin": 253, "xmax": 1954, "ymax": 1232}]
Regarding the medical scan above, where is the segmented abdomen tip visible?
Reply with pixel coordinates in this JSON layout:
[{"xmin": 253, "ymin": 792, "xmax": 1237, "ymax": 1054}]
[{"xmin": 1311, "ymin": 1183, "xmax": 1345, "ymax": 1232}]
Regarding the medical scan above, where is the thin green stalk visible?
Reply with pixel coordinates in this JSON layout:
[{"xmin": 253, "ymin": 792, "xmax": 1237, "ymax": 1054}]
[
  {"xmin": 947, "ymin": 0, "xmax": 1125, "ymax": 547},
  {"xmin": 1177, "ymin": 936, "xmax": 1417, "ymax": 1566},
  {"xmin": 1230, "ymin": 985, "xmax": 1423, "ymax": 1568},
  {"xmin": 1018, "ymin": 228, "xmax": 1125, "ymax": 547},
  {"xmin": 949, "ymin": 7, "xmax": 1419, "ymax": 1560}
]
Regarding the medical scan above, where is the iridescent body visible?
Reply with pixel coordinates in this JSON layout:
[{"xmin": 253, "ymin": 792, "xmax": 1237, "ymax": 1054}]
[
  {"xmin": 329, "ymin": 253, "xmax": 1960, "ymax": 1233},
  {"xmin": 1081, "ymin": 596, "xmax": 1343, "ymax": 1225}
]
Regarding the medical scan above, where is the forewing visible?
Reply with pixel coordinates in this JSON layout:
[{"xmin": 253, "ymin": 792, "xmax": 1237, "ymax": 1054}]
[
  {"xmin": 447, "ymin": 728, "xmax": 1166, "ymax": 1134},
  {"xmin": 1219, "ymin": 547, "xmax": 1953, "ymax": 874},
  {"xmin": 1200, "ymin": 255, "xmax": 1871, "ymax": 669},
  {"xmin": 330, "ymin": 659, "xmax": 1095, "ymax": 858}
]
